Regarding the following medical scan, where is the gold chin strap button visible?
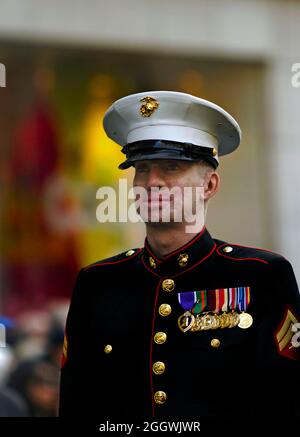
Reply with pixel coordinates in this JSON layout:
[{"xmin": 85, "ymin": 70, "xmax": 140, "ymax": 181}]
[
  {"xmin": 223, "ymin": 246, "xmax": 233, "ymax": 254},
  {"xmin": 152, "ymin": 361, "xmax": 166, "ymax": 375},
  {"xmin": 212, "ymin": 147, "xmax": 218, "ymax": 157},
  {"xmin": 104, "ymin": 344, "xmax": 112, "ymax": 354},
  {"xmin": 162, "ymin": 279, "xmax": 175, "ymax": 292},
  {"xmin": 126, "ymin": 249, "xmax": 135, "ymax": 257},
  {"xmin": 158, "ymin": 304, "xmax": 172, "ymax": 317},
  {"xmin": 154, "ymin": 332, "xmax": 167, "ymax": 344},
  {"xmin": 154, "ymin": 390, "xmax": 167, "ymax": 404},
  {"xmin": 211, "ymin": 338, "xmax": 220, "ymax": 348}
]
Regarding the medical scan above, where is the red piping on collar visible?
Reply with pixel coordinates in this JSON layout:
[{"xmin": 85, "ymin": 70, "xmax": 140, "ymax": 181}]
[
  {"xmin": 216, "ymin": 244, "xmax": 269, "ymax": 265},
  {"xmin": 173, "ymin": 243, "xmax": 217, "ymax": 278},
  {"xmin": 144, "ymin": 240, "xmax": 163, "ymax": 264},
  {"xmin": 82, "ymin": 248, "xmax": 143, "ymax": 271},
  {"xmin": 163, "ymin": 226, "xmax": 206, "ymax": 259},
  {"xmin": 142, "ymin": 243, "xmax": 216, "ymax": 278},
  {"xmin": 141, "ymin": 254, "xmax": 161, "ymax": 278},
  {"xmin": 144, "ymin": 226, "xmax": 206, "ymax": 263}
]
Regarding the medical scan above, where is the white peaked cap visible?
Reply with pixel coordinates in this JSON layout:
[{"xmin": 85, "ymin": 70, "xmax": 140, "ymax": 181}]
[{"xmin": 103, "ymin": 91, "xmax": 241, "ymax": 168}]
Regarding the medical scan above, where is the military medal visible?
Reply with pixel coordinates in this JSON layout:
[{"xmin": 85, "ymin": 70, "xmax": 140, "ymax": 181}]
[
  {"xmin": 219, "ymin": 312, "xmax": 230, "ymax": 329},
  {"xmin": 227, "ymin": 288, "xmax": 239, "ymax": 327},
  {"xmin": 178, "ymin": 312, "xmax": 195, "ymax": 333},
  {"xmin": 228, "ymin": 311, "xmax": 240, "ymax": 328},
  {"xmin": 237, "ymin": 286, "xmax": 253, "ymax": 329},
  {"xmin": 218, "ymin": 288, "xmax": 230, "ymax": 328},
  {"xmin": 238, "ymin": 312, "xmax": 253, "ymax": 329},
  {"xmin": 178, "ymin": 286, "xmax": 252, "ymax": 332},
  {"xmin": 178, "ymin": 292, "xmax": 196, "ymax": 332},
  {"xmin": 202, "ymin": 313, "xmax": 220, "ymax": 330}
]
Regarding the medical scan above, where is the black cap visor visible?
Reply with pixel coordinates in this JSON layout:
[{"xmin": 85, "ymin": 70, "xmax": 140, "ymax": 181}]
[{"xmin": 119, "ymin": 140, "xmax": 218, "ymax": 170}]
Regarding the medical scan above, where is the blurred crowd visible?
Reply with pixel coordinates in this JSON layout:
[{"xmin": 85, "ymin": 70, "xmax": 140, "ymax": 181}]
[{"xmin": 0, "ymin": 302, "xmax": 68, "ymax": 417}]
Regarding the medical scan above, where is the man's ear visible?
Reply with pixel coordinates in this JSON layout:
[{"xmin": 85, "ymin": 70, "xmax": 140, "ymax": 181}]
[{"xmin": 204, "ymin": 171, "xmax": 220, "ymax": 201}]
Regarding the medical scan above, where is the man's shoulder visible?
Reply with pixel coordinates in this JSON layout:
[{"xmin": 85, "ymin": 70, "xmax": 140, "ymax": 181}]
[
  {"xmin": 214, "ymin": 238, "xmax": 287, "ymax": 266},
  {"xmin": 81, "ymin": 247, "xmax": 143, "ymax": 272}
]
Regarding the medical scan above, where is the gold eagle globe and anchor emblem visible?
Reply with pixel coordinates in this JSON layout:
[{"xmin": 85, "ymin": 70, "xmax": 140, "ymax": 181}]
[{"xmin": 139, "ymin": 96, "xmax": 159, "ymax": 117}]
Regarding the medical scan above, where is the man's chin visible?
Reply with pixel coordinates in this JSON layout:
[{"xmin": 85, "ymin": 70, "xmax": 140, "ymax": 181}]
[
  {"xmin": 145, "ymin": 220, "xmax": 183, "ymax": 229},
  {"xmin": 140, "ymin": 211, "xmax": 177, "ymax": 223}
]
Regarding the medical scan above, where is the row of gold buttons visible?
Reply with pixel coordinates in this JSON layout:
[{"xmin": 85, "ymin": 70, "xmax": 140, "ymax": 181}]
[
  {"xmin": 153, "ymin": 276, "xmax": 222, "ymax": 405},
  {"xmin": 152, "ymin": 278, "xmax": 175, "ymax": 405}
]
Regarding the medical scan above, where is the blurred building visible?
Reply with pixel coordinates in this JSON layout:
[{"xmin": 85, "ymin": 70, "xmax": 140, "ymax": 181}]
[{"xmin": 0, "ymin": 0, "xmax": 300, "ymax": 316}]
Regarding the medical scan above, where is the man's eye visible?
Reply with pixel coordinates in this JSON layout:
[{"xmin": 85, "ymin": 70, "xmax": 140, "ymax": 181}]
[
  {"xmin": 136, "ymin": 166, "xmax": 148, "ymax": 173},
  {"xmin": 165, "ymin": 163, "xmax": 180, "ymax": 170}
]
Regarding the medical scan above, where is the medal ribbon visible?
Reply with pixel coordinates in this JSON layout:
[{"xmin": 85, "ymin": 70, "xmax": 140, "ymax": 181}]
[
  {"xmin": 232, "ymin": 288, "xmax": 237, "ymax": 311},
  {"xmin": 228, "ymin": 288, "xmax": 233, "ymax": 311},
  {"xmin": 179, "ymin": 287, "xmax": 251, "ymax": 314},
  {"xmin": 193, "ymin": 290, "xmax": 207, "ymax": 314},
  {"xmin": 178, "ymin": 291, "xmax": 197, "ymax": 311},
  {"xmin": 207, "ymin": 290, "xmax": 216, "ymax": 312},
  {"xmin": 216, "ymin": 289, "xmax": 225, "ymax": 313},
  {"xmin": 246, "ymin": 286, "xmax": 251, "ymax": 307},
  {"xmin": 222, "ymin": 289, "xmax": 228, "ymax": 312},
  {"xmin": 238, "ymin": 287, "xmax": 244, "ymax": 311},
  {"xmin": 237, "ymin": 286, "xmax": 251, "ymax": 311}
]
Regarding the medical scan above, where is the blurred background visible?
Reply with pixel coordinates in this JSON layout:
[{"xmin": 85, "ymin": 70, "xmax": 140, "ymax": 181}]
[{"xmin": 0, "ymin": 0, "xmax": 300, "ymax": 416}]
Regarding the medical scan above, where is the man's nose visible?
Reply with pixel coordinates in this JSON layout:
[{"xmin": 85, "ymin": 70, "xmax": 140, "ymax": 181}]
[{"xmin": 145, "ymin": 166, "xmax": 165, "ymax": 189}]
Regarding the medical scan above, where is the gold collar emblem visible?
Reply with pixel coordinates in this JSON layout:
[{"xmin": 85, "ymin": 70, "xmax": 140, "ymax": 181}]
[
  {"xmin": 140, "ymin": 96, "xmax": 159, "ymax": 117},
  {"xmin": 178, "ymin": 253, "xmax": 189, "ymax": 267},
  {"xmin": 149, "ymin": 256, "xmax": 157, "ymax": 269}
]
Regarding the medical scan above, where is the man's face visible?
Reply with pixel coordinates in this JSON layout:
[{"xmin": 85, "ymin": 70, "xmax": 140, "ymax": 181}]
[{"xmin": 133, "ymin": 159, "xmax": 208, "ymax": 227}]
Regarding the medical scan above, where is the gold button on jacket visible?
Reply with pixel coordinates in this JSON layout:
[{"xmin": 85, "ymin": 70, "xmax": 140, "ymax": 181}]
[
  {"xmin": 211, "ymin": 338, "xmax": 221, "ymax": 348},
  {"xmin": 104, "ymin": 344, "xmax": 112, "ymax": 354},
  {"xmin": 154, "ymin": 332, "xmax": 167, "ymax": 344},
  {"xmin": 154, "ymin": 391, "xmax": 167, "ymax": 404},
  {"xmin": 152, "ymin": 361, "xmax": 166, "ymax": 375},
  {"xmin": 223, "ymin": 246, "xmax": 233, "ymax": 253},
  {"xmin": 162, "ymin": 279, "xmax": 175, "ymax": 292},
  {"xmin": 158, "ymin": 303, "xmax": 172, "ymax": 317}
]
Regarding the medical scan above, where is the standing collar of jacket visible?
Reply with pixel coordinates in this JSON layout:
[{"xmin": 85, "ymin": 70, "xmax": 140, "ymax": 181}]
[{"xmin": 142, "ymin": 226, "xmax": 216, "ymax": 277}]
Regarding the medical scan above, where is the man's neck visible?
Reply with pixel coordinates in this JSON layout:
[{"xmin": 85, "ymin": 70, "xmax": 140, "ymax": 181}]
[{"xmin": 146, "ymin": 224, "xmax": 204, "ymax": 258}]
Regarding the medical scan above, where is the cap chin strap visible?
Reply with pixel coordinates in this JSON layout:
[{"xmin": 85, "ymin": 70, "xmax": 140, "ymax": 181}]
[{"xmin": 119, "ymin": 140, "xmax": 218, "ymax": 170}]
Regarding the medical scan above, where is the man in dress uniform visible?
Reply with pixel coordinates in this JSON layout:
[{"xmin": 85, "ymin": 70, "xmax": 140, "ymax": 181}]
[{"xmin": 59, "ymin": 91, "xmax": 300, "ymax": 418}]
